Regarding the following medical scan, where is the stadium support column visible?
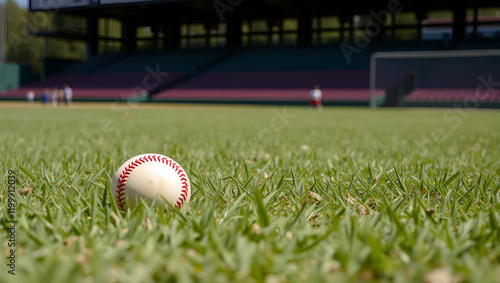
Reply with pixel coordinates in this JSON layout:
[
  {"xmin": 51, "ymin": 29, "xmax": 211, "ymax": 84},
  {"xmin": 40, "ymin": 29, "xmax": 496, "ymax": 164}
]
[
  {"xmin": 227, "ymin": 13, "xmax": 242, "ymax": 48},
  {"xmin": 297, "ymin": 2, "xmax": 312, "ymax": 45},
  {"xmin": 88, "ymin": 16, "xmax": 98, "ymax": 56},
  {"xmin": 122, "ymin": 20, "xmax": 137, "ymax": 52},
  {"xmin": 472, "ymin": 1, "xmax": 478, "ymax": 38},
  {"xmin": 416, "ymin": 10, "xmax": 424, "ymax": 41},
  {"xmin": 369, "ymin": 3, "xmax": 388, "ymax": 43},
  {"xmin": 163, "ymin": 21, "xmax": 180, "ymax": 50},
  {"xmin": 339, "ymin": 16, "xmax": 347, "ymax": 42},
  {"xmin": 452, "ymin": 0, "xmax": 466, "ymax": 44}
]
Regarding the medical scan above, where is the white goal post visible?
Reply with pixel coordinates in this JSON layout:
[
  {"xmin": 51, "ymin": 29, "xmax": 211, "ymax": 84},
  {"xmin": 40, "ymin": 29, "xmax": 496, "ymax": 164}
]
[{"xmin": 369, "ymin": 49, "xmax": 500, "ymax": 109}]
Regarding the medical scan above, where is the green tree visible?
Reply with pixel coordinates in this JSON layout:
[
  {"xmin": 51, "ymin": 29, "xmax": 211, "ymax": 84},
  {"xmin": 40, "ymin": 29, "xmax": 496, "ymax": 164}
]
[
  {"xmin": 4, "ymin": 0, "xmax": 45, "ymax": 75},
  {"xmin": 3, "ymin": 0, "xmax": 87, "ymax": 77}
]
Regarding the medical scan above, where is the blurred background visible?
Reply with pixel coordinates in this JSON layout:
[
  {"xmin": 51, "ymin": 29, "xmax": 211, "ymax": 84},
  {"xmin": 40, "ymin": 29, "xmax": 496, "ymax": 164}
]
[{"xmin": 0, "ymin": 0, "xmax": 499, "ymax": 107}]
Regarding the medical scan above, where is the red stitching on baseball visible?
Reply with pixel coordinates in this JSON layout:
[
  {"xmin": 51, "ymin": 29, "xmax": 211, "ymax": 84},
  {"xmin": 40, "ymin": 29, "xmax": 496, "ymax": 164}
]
[{"xmin": 116, "ymin": 155, "xmax": 190, "ymax": 210}]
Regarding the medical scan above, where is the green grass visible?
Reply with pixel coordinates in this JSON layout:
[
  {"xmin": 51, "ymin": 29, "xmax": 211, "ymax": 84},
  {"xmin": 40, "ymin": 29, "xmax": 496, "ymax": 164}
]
[{"xmin": 1, "ymin": 105, "xmax": 500, "ymax": 283}]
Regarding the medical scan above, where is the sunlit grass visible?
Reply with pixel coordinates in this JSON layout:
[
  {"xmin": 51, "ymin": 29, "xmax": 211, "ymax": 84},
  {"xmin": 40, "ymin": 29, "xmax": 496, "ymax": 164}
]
[{"xmin": 1, "ymin": 104, "xmax": 499, "ymax": 283}]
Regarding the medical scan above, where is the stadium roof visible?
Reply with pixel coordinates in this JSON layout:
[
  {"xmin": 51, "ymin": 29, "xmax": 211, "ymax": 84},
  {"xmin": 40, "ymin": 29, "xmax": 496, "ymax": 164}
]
[{"xmin": 31, "ymin": 0, "xmax": 500, "ymax": 23}]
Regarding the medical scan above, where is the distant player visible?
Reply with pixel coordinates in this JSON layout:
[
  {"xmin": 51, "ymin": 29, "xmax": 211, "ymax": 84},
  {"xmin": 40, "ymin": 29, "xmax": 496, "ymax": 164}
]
[
  {"xmin": 64, "ymin": 84, "xmax": 73, "ymax": 105},
  {"xmin": 51, "ymin": 87, "xmax": 58, "ymax": 107},
  {"xmin": 58, "ymin": 87, "xmax": 65, "ymax": 104},
  {"xmin": 41, "ymin": 89, "xmax": 49, "ymax": 106},
  {"xmin": 26, "ymin": 91, "xmax": 35, "ymax": 104},
  {"xmin": 309, "ymin": 85, "xmax": 323, "ymax": 111}
]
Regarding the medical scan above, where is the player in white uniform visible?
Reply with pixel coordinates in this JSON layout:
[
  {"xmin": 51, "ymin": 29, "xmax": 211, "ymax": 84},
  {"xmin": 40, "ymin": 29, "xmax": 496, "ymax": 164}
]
[
  {"xmin": 64, "ymin": 84, "xmax": 73, "ymax": 105},
  {"xmin": 51, "ymin": 87, "xmax": 58, "ymax": 107},
  {"xmin": 309, "ymin": 85, "xmax": 323, "ymax": 111},
  {"xmin": 26, "ymin": 91, "xmax": 35, "ymax": 104}
]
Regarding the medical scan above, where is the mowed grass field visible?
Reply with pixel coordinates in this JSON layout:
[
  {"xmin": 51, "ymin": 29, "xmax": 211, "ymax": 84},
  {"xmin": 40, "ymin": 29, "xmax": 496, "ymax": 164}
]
[{"xmin": 1, "ymin": 102, "xmax": 499, "ymax": 283}]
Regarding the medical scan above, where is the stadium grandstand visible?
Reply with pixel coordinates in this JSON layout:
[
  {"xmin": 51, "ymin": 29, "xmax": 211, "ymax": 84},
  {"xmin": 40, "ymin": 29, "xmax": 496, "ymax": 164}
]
[{"xmin": 1, "ymin": 0, "xmax": 500, "ymax": 107}]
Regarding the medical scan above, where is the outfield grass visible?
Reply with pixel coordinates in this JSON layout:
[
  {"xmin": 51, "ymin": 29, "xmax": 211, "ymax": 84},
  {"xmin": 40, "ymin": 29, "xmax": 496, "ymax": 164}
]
[{"xmin": 1, "ymin": 103, "xmax": 499, "ymax": 283}]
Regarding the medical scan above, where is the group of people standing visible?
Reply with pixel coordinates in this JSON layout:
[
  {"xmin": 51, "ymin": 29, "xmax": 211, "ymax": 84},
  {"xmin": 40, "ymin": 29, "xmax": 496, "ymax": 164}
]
[
  {"xmin": 30, "ymin": 84, "xmax": 319, "ymax": 109},
  {"xmin": 36, "ymin": 84, "xmax": 73, "ymax": 106}
]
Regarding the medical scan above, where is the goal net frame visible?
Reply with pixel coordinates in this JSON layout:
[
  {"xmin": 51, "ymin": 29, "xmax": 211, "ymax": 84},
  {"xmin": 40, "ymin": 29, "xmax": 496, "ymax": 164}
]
[{"xmin": 369, "ymin": 49, "xmax": 500, "ymax": 109}]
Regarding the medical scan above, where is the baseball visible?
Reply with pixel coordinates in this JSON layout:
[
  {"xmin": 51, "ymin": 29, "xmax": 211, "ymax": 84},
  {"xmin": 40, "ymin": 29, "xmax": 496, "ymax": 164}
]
[{"xmin": 111, "ymin": 153, "xmax": 190, "ymax": 210}]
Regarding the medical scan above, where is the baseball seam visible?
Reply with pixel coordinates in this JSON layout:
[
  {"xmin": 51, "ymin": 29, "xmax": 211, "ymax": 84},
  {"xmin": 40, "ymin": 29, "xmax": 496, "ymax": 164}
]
[{"xmin": 115, "ymin": 154, "xmax": 189, "ymax": 210}]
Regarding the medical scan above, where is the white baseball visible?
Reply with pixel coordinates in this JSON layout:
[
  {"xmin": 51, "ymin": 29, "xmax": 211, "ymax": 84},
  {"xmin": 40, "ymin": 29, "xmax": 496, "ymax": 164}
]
[{"xmin": 111, "ymin": 153, "xmax": 190, "ymax": 210}]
